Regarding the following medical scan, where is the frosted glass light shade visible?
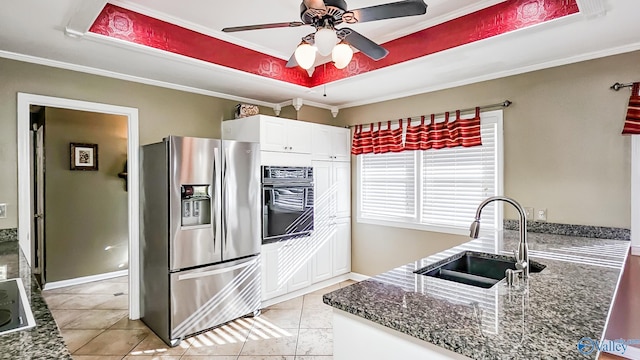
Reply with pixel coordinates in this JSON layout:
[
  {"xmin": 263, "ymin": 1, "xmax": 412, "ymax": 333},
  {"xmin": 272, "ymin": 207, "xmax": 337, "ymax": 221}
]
[
  {"xmin": 294, "ymin": 43, "xmax": 317, "ymax": 70},
  {"xmin": 315, "ymin": 28, "xmax": 338, "ymax": 56},
  {"xmin": 332, "ymin": 43, "xmax": 353, "ymax": 69}
]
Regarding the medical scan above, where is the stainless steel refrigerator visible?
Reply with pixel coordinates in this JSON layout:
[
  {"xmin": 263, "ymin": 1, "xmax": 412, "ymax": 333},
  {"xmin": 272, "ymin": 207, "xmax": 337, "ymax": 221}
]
[{"xmin": 140, "ymin": 136, "xmax": 261, "ymax": 346}]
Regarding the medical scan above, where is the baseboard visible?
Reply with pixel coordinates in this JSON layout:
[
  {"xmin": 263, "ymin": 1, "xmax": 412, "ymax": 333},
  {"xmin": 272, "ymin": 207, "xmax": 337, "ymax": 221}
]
[
  {"xmin": 261, "ymin": 274, "xmax": 351, "ymax": 309},
  {"xmin": 632, "ymin": 246, "xmax": 640, "ymax": 256},
  {"xmin": 602, "ymin": 343, "xmax": 640, "ymax": 359},
  {"xmin": 43, "ymin": 269, "xmax": 128, "ymax": 291},
  {"xmin": 349, "ymin": 272, "xmax": 371, "ymax": 282}
]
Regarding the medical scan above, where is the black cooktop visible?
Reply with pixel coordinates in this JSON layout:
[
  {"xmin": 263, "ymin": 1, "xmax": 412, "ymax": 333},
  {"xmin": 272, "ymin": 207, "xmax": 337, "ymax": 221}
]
[{"xmin": 0, "ymin": 279, "xmax": 36, "ymax": 335}]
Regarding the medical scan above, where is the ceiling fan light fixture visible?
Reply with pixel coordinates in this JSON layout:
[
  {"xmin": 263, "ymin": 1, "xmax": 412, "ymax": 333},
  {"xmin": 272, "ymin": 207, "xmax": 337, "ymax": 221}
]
[
  {"xmin": 294, "ymin": 43, "xmax": 317, "ymax": 70},
  {"xmin": 332, "ymin": 42, "xmax": 353, "ymax": 69},
  {"xmin": 315, "ymin": 28, "xmax": 338, "ymax": 56}
]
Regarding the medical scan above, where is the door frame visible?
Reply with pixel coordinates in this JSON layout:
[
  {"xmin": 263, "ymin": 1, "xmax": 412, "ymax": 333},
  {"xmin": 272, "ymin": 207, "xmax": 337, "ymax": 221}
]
[
  {"xmin": 17, "ymin": 93, "xmax": 141, "ymax": 319},
  {"xmin": 632, "ymin": 136, "xmax": 639, "ymax": 255}
]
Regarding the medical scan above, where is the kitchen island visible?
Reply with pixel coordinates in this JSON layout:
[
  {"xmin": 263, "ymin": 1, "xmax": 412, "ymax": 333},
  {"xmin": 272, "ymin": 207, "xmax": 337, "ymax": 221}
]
[
  {"xmin": 323, "ymin": 230, "xmax": 629, "ymax": 359},
  {"xmin": 0, "ymin": 239, "xmax": 71, "ymax": 360}
]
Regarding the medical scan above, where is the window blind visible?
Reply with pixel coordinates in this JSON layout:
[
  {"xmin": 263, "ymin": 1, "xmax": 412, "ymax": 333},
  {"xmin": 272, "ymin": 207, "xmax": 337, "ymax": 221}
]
[
  {"xmin": 360, "ymin": 151, "xmax": 417, "ymax": 219},
  {"xmin": 422, "ymin": 120, "xmax": 498, "ymax": 230},
  {"xmin": 358, "ymin": 110, "xmax": 502, "ymax": 234}
]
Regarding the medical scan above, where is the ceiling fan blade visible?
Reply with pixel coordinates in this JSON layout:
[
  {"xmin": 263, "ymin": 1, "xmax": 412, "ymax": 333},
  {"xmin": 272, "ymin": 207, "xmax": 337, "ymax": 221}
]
[
  {"xmin": 347, "ymin": 0, "xmax": 427, "ymax": 23},
  {"xmin": 303, "ymin": 0, "xmax": 327, "ymax": 11},
  {"xmin": 286, "ymin": 53, "xmax": 298, "ymax": 68},
  {"xmin": 339, "ymin": 28, "xmax": 389, "ymax": 60},
  {"xmin": 222, "ymin": 21, "xmax": 305, "ymax": 32}
]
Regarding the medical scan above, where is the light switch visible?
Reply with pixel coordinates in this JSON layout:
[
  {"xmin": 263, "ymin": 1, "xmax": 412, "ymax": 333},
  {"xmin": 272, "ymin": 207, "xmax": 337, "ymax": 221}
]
[{"xmin": 0, "ymin": 204, "xmax": 6, "ymax": 218}]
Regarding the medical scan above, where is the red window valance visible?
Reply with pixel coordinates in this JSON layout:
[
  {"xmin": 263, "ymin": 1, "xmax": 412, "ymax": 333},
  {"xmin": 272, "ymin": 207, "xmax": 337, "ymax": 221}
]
[
  {"xmin": 622, "ymin": 82, "xmax": 640, "ymax": 134},
  {"xmin": 351, "ymin": 107, "xmax": 482, "ymax": 155}
]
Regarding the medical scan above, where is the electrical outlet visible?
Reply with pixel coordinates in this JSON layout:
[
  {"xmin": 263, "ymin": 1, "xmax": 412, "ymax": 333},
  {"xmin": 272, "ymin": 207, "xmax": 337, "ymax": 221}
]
[
  {"xmin": 524, "ymin": 207, "xmax": 534, "ymax": 221},
  {"xmin": 0, "ymin": 204, "xmax": 6, "ymax": 219},
  {"xmin": 536, "ymin": 208, "xmax": 547, "ymax": 222}
]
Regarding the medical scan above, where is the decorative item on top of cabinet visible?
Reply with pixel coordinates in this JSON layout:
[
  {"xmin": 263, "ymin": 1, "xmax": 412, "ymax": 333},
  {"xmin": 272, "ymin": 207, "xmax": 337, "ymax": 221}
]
[
  {"xmin": 234, "ymin": 103, "xmax": 259, "ymax": 118},
  {"xmin": 312, "ymin": 123, "xmax": 350, "ymax": 161}
]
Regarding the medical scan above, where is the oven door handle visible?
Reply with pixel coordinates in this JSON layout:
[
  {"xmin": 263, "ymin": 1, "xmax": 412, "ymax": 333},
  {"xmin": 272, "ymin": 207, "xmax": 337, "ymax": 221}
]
[{"xmin": 262, "ymin": 183, "xmax": 313, "ymax": 189}]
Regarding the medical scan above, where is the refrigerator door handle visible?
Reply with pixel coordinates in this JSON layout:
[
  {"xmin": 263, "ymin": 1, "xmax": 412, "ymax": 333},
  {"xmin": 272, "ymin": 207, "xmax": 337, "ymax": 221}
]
[
  {"xmin": 176, "ymin": 258, "xmax": 257, "ymax": 281},
  {"xmin": 214, "ymin": 146, "xmax": 222, "ymax": 252},
  {"xmin": 222, "ymin": 149, "xmax": 228, "ymax": 250}
]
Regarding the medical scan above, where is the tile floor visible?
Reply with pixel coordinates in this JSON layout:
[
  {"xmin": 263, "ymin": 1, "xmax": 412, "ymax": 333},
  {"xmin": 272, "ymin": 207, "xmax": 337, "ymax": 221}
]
[{"xmin": 43, "ymin": 276, "xmax": 356, "ymax": 360}]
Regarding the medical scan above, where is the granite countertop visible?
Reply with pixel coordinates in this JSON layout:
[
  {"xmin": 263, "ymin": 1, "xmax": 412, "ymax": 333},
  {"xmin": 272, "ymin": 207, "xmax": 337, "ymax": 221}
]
[
  {"xmin": 0, "ymin": 240, "xmax": 71, "ymax": 360},
  {"xmin": 323, "ymin": 230, "xmax": 629, "ymax": 359}
]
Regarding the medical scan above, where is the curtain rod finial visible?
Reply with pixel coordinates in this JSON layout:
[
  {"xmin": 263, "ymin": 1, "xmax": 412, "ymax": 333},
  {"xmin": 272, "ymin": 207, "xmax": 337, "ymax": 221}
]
[
  {"xmin": 502, "ymin": 100, "xmax": 512, "ymax": 107},
  {"xmin": 611, "ymin": 82, "xmax": 623, "ymax": 91}
]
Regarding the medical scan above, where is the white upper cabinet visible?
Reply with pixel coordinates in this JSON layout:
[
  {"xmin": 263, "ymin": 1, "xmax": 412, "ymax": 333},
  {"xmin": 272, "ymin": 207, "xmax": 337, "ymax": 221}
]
[
  {"xmin": 285, "ymin": 120, "xmax": 313, "ymax": 154},
  {"xmin": 222, "ymin": 115, "xmax": 312, "ymax": 154},
  {"xmin": 312, "ymin": 124, "xmax": 350, "ymax": 161}
]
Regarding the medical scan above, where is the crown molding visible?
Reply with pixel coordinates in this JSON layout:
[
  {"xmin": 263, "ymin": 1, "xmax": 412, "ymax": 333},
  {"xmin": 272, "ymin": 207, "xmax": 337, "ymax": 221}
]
[
  {"xmin": 338, "ymin": 41, "xmax": 640, "ymax": 109},
  {"xmin": 0, "ymin": 49, "xmax": 277, "ymax": 108}
]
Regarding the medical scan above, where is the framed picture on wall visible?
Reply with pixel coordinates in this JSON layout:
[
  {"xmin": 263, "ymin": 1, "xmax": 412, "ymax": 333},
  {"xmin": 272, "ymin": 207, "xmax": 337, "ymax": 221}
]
[{"xmin": 70, "ymin": 143, "xmax": 98, "ymax": 171}]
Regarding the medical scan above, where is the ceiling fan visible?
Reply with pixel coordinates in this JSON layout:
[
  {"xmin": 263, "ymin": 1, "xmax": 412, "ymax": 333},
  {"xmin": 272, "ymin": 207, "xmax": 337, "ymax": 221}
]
[{"xmin": 222, "ymin": 0, "xmax": 428, "ymax": 70}]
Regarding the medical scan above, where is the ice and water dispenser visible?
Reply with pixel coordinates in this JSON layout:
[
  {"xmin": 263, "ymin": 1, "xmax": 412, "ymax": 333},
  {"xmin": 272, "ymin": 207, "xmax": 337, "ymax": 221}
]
[{"xmin": 181, "ymin": 185, "xmax": 211, "ymax": 227}]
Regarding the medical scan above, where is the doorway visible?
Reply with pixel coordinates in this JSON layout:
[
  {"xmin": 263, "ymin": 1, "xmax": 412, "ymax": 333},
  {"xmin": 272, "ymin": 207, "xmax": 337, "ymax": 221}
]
[{"xmin": 17, "ymin": 93, "xmax": 141, "ymax": 319}]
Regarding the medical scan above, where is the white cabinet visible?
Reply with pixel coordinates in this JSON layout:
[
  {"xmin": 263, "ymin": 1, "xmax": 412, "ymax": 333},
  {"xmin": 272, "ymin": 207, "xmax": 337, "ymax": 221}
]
[
  {"xmin": 312, "ymin": 235, "xmax": 333, "ymax": 283},
  {"xmin": 332, "ymin": 219, "xmax": 351, "ymax": 276},
  {"xmin": 311, "ymin": 159, "xmax": 351, "ymax": 283},
  {"xmin": 261, "ymin": 238, "xmax": 313, "ymax": 301},
  {"xmin": 262, "ymin": 242, "xmax": 288, "ymax": 300},
  {"xmin": 313, "ymin": 160, "xmax": 351, "ymax": 220},
  {"xmin": 311, "ymin": 218, "xmax": 351, "ymax": 282},
  {"xmin": 312, "ymin": 124, "xmax": 350, "ymax": 161},
  {"xmin": 223, "ymin": 115, "xmax": 312, "ymax": 154}
]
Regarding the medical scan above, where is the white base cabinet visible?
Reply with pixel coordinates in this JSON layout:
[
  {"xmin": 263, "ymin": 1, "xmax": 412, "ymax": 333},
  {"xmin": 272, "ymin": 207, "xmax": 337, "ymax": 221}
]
[
  {"xmin": 261, "ymin": 239, "xmax": 312, "ymax": 301},
  {"xmin": 311, "ymin": 219, "xmax": 351, "ymax": 283}
]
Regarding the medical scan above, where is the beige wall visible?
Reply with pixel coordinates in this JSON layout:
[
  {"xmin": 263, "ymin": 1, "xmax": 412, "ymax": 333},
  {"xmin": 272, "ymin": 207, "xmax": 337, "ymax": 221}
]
[
  {"xmin": 336, "ymin": 51, "xmax": 640, "ymax": 276},
  {"xmin": 0, "ymin": 57, "xmax": 332, "ymax": 230},
  {"xmin": 44, "ymin": 108, "xmax": 128, "ymax": 282}
]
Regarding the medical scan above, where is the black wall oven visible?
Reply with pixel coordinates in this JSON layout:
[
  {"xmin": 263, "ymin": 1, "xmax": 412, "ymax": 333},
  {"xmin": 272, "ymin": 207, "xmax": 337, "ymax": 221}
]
[{"xmin": 262, "ymin": 166, "xmax": 314, "ymax": 244}]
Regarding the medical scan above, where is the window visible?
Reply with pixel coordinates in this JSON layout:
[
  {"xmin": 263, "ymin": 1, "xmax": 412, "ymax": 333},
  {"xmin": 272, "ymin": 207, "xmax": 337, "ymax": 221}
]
[{"xmin": 358, "ymin": 110, "xmax": 503, "ymax": 235}]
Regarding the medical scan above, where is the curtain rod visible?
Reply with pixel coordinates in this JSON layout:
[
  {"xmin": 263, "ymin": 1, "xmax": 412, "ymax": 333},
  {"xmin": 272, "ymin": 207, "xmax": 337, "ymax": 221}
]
[
  {"xmin": 345, "ymin": 100, "xmax": 512, "ymax": 128},
  {"xmin": 610, "ymin": 82, "xmax": 636, "ymax": 91}
]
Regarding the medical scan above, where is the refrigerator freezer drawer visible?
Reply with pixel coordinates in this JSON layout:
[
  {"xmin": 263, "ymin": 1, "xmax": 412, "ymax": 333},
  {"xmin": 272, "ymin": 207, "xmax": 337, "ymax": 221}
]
[{"xmin": 169, "ymin": 256, "xmax": 261, "ymax": 341}]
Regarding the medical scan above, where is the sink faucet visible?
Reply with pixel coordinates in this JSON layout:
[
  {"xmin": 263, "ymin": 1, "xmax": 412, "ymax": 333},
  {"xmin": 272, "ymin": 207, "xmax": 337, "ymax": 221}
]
[{"xmin": 469, "ymin": 196, "xmax": 529, "ymax": 279}]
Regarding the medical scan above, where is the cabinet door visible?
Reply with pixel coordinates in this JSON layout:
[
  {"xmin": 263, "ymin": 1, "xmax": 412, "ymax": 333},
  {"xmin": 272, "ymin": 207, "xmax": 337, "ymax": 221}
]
[
  {"xmin": 332, "ymin": 219, "xmax": 351, "ymax": 276},
  {"xmin": 332, "ymin": 127, "xmax": 351, "ymax": 162},
  {"xmin": 288, "ymin": 259, "xmax": 312, "ymax": 292},
  {"xmin": 261, "ymin": 117, "xmax": 288, "ymax": 152},
  {"xmin": 334, "ymin": 161, "xmax": 351, "ymax": 219},
  {"xmin": 261, "ymin": 242, "xmax": 287, "ymax": 301},
  {"xmin": 286, "ymin": 121, "xmax": 312, "ymax": 154},
  {"xmin": 312, "ymin": 233, "xmax": 333, "ymax": 283},
  {"xmin": 312, "ymin": 160, "xmax": 333, "ymax": 225},
  {"xmin": 312, "ymin": 124, "xmax": 333, "ymax": 160}
]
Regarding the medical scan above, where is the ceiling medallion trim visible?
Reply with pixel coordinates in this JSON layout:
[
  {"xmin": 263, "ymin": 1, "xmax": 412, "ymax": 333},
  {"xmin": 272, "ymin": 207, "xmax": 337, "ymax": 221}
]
[{"xmin": 89, "ymin": 0, "xmax": 578, "ymax": 88}]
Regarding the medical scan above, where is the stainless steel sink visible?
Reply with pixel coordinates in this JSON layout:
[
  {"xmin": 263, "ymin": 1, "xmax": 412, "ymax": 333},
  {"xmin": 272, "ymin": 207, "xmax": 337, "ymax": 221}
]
[{"xmin": 414, "ymin": 251, "xmax": 545, "ymax": 288}]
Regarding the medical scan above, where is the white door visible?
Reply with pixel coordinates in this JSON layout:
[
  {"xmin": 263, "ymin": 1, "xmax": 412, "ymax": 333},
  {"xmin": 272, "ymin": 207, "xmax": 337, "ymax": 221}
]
[
  {"xmin": 332, "ymin": 219, "xmax": 351, "ymax": 276},
  {"xmin": 312, "ymin": 235, "xmax": 333, "ymax": 283},
  {"xmin": 33, "ymin": 123, "xmax": 45, "ymax": 281},
  {"xmin": 260, "ymin": 117, "xmax": 288, "ymax": 152},
  {"xmin": 286, "ymin": 121, "xmax": 312, "ymax": 154},
  {"xmin": 312, "ymin": 124, "xmax": 333, "ymax": 160},
  {"xmin": 261, "ymin": 242, "xmax": 287, "ymax": 300},
  {"xmin": 334, "ymin": 162, "xmax": 351, "ymax": 219},
  {"xmin": 332, "ymin": 127, "xmax": 351, "ymax": 162},
  {"xmin": 312, "ymin": 160, "xmax": 333, "ymax": 226}
]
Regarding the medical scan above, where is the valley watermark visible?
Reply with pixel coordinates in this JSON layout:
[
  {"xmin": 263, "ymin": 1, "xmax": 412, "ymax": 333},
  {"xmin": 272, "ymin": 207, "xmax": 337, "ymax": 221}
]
[{"xmin": 577, "ymin": 337, "xmax": 640, "ymax": 355}]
